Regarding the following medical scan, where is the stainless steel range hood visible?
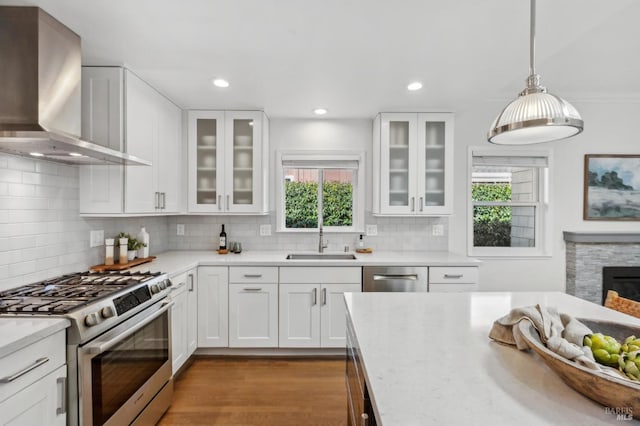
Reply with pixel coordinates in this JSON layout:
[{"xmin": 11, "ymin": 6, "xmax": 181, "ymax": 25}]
[{"xmin": 0, "ymin": 7, "xmax": 150, "ymax": 166}]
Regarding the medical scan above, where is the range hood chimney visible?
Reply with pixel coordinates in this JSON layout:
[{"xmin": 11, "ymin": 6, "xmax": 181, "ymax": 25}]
[{"xmin": 0, "ymin": 7, "xmax": 150, "ymax": 166}]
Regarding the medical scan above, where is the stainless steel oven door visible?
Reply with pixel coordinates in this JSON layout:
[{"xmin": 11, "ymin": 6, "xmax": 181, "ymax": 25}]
[{"xmin": 78, "ymin": 299, "xmax": 173, "ymax": 426}]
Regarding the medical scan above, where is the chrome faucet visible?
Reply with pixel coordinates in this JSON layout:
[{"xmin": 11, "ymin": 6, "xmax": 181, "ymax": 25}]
[{"xmin": 318, "ymin": 225, "xmax": 328, "ymax": 253}]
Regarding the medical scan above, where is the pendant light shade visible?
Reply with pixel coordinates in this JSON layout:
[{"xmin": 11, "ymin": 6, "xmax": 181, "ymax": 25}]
[{"xmin": 488, "ymin": 0, "xmax": 583, "ymax": 145}]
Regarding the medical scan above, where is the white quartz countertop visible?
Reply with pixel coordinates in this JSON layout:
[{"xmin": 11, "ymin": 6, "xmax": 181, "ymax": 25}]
[
  {"xmin": 0, "ymin": 317, "xmax": 69, "ymax": 358},
  {"xmin": 345, "ymin": 292, "xmax": 640, "ymax": 425},
  {"xmin": 130, "ymin": 250, "xmax": 480, "ymax": 277}
]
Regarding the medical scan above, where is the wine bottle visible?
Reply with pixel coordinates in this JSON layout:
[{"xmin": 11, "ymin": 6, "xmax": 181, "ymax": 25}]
[{"xmin": 219, "ymin": 224, "xmax": 227, "ymax": 250}]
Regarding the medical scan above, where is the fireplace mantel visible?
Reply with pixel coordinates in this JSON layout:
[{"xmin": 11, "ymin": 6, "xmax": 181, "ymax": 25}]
[
  {"xmin": 563, "ymin": 232, "xmax": 640, "ymax": 244},
  {"xmin": 564, "ymin": 232, "xmax": 640, "ymax": 304}
]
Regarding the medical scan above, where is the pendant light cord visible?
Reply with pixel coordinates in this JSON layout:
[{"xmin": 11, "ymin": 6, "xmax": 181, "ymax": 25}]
[{"xmin": 529, "ymin": 0, "xmax": 536, "ymax": 76}]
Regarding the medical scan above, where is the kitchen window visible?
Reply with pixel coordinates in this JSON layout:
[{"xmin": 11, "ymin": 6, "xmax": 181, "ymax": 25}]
[
  {"xmin": 276, "ymin": 151, "xmax": 365, "ymax": 232},
  {"xmin": 468, "ymin": 149, "xmax": 551, "ymax": 257}
]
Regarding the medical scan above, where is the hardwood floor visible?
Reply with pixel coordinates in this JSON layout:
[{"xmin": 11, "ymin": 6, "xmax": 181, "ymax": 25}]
[{"xmin": 158, "ymin": 357, "xmax": 348, "ymax": 425}]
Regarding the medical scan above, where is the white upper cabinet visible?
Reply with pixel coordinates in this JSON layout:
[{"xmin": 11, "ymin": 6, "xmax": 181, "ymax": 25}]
[
  {"xmin": 79, "ymin": 67, "xmax": 184, "ymax": 215},
  {"xmin": 187, "ymin": 110, "xmax": 269, "ymax": 214},
  {"xmin": 373, "ymin": 113, "xmax": 453, "ymax": 216}
]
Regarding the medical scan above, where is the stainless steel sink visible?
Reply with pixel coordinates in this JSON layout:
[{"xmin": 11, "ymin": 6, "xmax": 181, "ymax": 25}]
[{"xmin": 286, "ymin": 253, "xmax": 357, "ymax": 260}]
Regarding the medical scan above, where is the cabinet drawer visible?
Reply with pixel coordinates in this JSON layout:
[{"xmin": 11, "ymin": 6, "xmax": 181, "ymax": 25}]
[
  {"xmin": 428, "ymin": 267, "xmax": 478, "ymax": 284},
  {"xmin": 280, "ymin": 267, "xmax": 361, "ymax": 284},
  {"xmin": 0, "ymin": 330, "xmax": 66, "ymax": 403},
  {"xmin": 229, "ymin": 267, "xmax": 278, "ymax": 283}
]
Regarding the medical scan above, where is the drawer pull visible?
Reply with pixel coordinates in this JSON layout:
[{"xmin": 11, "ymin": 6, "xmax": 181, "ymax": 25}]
[
  {"xmin": 444, "ymin": 274, "xmax": 464, "ymax": 279},
  {"xmin": 244, "ymin": 274, "xmax": 263, "ymax": 278},
  {"xmin": 312, "ymin": 288, "xmax": 317, "ymax": 305},
  {"xmin": 0, "ymin": 357, "xmax": 49, "ymax": 383},
  {"xmin": 243, "ymin": 287, "xmax": 262, "ymax": 291},
  {"xmin": 56, "ymin": 377, "xmax": 67, "ymax": 414}
]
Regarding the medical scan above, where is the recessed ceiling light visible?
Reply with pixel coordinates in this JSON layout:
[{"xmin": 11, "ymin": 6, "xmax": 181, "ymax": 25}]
[
  {"xmin": 29, "ymin": 152, "xmax": 44, "ymax": 157},
  {"xmin": 407, "ymin": 82, "xmax": 423, "ymax": 91},
  {"xmin": 313, "ymin": 108, "xmax": 328, "ymax": 115},
  {"xmin": 69, "ymin": 152, "xmax": 83, "ymax": 157},
  {"xmin": 212, "ymin": 78, "xmax": 229, "ymax": 88}
]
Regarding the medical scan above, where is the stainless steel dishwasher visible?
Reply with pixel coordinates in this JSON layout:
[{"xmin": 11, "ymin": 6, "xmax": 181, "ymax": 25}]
[{"xmin": 363, "ymin": 266, "xmax": 428, "ymax": 292}]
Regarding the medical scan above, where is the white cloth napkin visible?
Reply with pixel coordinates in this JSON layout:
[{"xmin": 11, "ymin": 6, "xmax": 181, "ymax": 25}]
[{"xmin": 489, "ymin": 304, "xmax": 600, "ymax": 370}]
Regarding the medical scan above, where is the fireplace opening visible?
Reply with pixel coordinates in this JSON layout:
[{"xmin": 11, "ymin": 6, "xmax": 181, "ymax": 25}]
[{"xmin": 602, "ymin": 266, "xmax": 640, "ymax": 305}]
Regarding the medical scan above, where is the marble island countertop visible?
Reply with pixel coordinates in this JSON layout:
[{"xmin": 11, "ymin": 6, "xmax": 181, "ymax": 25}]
[
  {"xmin": 345, "ymin": 292, "xmax": 640, "ymax": 425},
  {"xmin": 131, "ymin": 250, "xmax": 480, "ymax": 277}
]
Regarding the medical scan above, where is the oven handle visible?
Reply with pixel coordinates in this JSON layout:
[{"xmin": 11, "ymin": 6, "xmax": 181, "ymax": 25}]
[{"xmin": 84, "ymin": 301, "xmax": 174, "ymax": 355}]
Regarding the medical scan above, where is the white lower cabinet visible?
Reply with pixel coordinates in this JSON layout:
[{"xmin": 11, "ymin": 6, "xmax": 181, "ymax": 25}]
[
  {"xmin": 228, "ymin": 267, "xmax": 278, "ymax": 348},
  {"xmin": 171, "ymin": 269, "xmax": 198, "ymax": 373},
  {"xmin": 186, "ymin": 271, "xmax": 198, "ymax": 355},
  {"xmin": 279, "ymin": 267, "xmax": 361, "ymax": 348},
  {"xmin": 197, "ymin": 266, "xmax": 229, "ymax": 347},
  {"xmin": 428, "ymin": 266, "xmax": 479, "ymax": 292},
  {"xmin": 0, "ymin": 330, "xmax": 67, "ymax": 426}
]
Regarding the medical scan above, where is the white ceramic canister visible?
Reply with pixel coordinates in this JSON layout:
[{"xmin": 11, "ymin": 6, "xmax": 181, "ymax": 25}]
[{"xmin": 138, "ymin": 227, "xmax": 150, "ymax": 258}]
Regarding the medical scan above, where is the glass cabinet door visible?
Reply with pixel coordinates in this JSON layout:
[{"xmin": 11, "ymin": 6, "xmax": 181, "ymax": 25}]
[
  {"xmin": 231, "ymin": 118, "xmax": 254, "ymax": 206},
  {"xmin": 417, "ymin": 113, "xmax": 453, "ymax": 215},
  {"xmin": 225, "ymin": 111, "xmax": 263, "ymax": 213},
  {"xmin": 380, "ymin": 113, "xmax": 417, "ymax": 214},
  {"xmin": 188, "ymin": 111, "xmax": 225, "ymax": 212}
]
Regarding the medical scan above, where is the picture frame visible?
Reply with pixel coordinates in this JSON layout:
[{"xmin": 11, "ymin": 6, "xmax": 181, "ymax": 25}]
[{"xmin": 583, "ymin": 154, "xmax": 640, "ymax": 220}]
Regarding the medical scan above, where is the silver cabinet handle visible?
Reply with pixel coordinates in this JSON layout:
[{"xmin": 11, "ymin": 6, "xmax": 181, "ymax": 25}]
[
  {"xmin": 243, "ymin": 287, "xmax": 262, "ymax": 291},
  {"xmin": 419, "ymin": 197, "xmax": 424, "ymax": 212},
  {"xmin": 218, "ymin": 195, "xmax": 222, "ymax": 210},
  {"xmin": 444, "ymin": 274, "xmax": 464, "ymax": 279},
  {"xmin": 0, "ymin": 357, "xmax": 49, "ymax": 383},
  {"xmin": 312, "ymin": 288, "xmax": 317, "ymax": 305},
  {"xmin": 155, "ymin": 192, "xmax": 160, "ymax": 209},
  {"xmin": 188, "ymin": 273, "xmax": 194, "ymax": 292},
  {"xmin": 321, "ymin": 287, "xmax": 327, "ymax": 305},
  {"xmin": 56, "ymin": 377, "xmax": 67, "ymax": 414},
  {"xmin": 411, "ymin": 197, "xmax": 415, "ymax": 212},
  {"xmin": 161, "ymin": 192, "xmax": 166, "ymax": 209},
  {"xmin": 244, "ymin": 274, "xmax": 263, "ymax": 278},
  {"xmin": 226, "ymin": 194, "xmax": 230, "ymax": 210}
]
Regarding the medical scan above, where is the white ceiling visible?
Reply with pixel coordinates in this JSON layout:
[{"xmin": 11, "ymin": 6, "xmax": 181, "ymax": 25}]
[{"xmin": 2, "ymin": 0, "xmax": 639, "ymax": 118}]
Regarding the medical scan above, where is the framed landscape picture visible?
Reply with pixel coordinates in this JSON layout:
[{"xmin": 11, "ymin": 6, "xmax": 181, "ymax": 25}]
[{"xmin": 584, "ymin": 154, "xmax": 640, "ymax": 220}]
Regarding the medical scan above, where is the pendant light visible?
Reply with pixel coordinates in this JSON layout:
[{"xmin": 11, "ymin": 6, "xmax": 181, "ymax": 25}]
[{"xmin": 488, "ymin": 0, "xmax": 583, "ymax": 145}]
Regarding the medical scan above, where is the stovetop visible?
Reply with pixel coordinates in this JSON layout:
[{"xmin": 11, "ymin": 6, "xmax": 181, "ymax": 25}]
[{"xmin": 0, "ymin": 271, "xmax": 163, "ymax": 314}]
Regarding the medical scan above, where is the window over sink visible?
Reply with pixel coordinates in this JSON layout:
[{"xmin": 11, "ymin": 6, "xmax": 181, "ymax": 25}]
[{"xmin": 276, "ymin": 151, "xmax": 365, "ymax": 232}]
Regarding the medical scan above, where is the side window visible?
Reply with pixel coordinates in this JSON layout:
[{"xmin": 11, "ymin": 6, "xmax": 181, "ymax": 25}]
[{"xmin": 469, "ymin": 149, "xmax": 550, "ymax": 256}]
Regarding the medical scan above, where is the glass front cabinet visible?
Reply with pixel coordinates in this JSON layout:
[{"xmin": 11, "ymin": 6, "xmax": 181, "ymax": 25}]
[
  {"xmin": 188, "ymin": 110, "xmax": 269, "ymax": 213},
  {"xmin": 373, "ymin": 112, "xmax": 453, "ymax": 215}
]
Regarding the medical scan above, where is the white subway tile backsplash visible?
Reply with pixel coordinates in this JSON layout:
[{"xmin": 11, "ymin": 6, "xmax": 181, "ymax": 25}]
[
  {"xmin": 8, "ymin": 260, "xmax": 37, "ymax": 277},
  {"xmin": 0, "ymin": 169, "xmax": 22, "ymax": 183},
  {"xmin": 7, "ymin": 183, "xmax": 36, "ymax": 197},
  {"xmin": 8, "ymin": 156, "xmax": 36, "ymax": 172}
]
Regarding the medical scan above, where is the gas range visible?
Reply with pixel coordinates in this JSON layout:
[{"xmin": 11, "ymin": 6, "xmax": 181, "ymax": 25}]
[{"xmin": 0, "ymin": 270, "xmax": 172, "ymax": 344}]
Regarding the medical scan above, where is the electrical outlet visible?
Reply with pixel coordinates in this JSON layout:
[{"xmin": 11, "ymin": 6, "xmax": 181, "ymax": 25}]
[
  {"xmin": 90, "ymin": 230, "xmax": 104, "ymax": 248},
  {"xmin": 365, "ymin": 224, "xmax": 378, "ymax": 236},
  {"xmin": 176, "ymin": 224, "xmax": 185, "ymax": 236},
  {"xmin": 432, "ymin": 224, "xmax": 444, "ymax": 236},
  {"xmin": 260, "ymin": 224, "xmax": 271, "ymax": 236}
]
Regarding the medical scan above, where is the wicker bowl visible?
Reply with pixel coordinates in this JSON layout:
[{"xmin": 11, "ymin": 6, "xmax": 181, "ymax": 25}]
[{"xmin": 518, "ymin": 319, "xmax": 640, "ymax": 418}]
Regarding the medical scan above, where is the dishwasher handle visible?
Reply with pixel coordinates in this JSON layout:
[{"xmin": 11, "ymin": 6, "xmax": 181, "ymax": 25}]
[{"xmin": 372, "ymin": 274, "xmax": 418, "ymax": 281}]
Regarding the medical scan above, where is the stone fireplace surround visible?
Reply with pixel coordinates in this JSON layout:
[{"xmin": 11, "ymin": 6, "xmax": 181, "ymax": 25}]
[{"xmin": 564, "ymin": 232, "xmax": 640, "ymax": 304}]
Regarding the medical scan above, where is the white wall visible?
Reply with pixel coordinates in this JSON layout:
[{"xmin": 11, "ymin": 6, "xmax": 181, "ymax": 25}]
[
  {"xmin": 0, "ymin": 153, "xmax": 169, "ymax": 291},
  {"xmin": 450, "ymin": 99, "xmax": 640, "ymax": 292}
]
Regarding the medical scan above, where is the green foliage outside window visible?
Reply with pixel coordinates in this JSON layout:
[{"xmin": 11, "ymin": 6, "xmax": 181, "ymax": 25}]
[
  {"xmin": 285, "ymin": 181, "xmax": 353, "ymax": 228},
  {"xmin": 472, "ymin": 183, "xmax": 512, "ymax": 246}
]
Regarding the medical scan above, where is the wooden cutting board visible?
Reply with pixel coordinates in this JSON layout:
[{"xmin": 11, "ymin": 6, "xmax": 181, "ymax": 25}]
[{"xmin": 90, "ymin": 256, "xmax": 156, "ymax": 272}]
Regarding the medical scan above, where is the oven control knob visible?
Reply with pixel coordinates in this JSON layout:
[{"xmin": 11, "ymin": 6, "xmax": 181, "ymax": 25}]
[
  {"xmin": 101, "ymin": 306, "xmax": 115, "ymax": 319},
  {"xmin": 165, "ymin": 279, "xmax": 172, "ymax": 288},
  {"xmin": 159, "ymin": 281, "xmax": 167, "ymax": 290},
  {"xmin": 84, "ymin": 312, "xmax": 99, "ymax": 327},
  {"xmin": 150, "ymin": 284, "xmax": 160, "ymax": 294}
]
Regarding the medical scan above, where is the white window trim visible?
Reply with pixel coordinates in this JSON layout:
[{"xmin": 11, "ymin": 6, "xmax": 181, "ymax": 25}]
[
  {"xmin": 276, "ymin": 150, "xmax": 365, "ymax": 233},
  {"xmin": 467, "ymin": 147, "xmax": 553, "ymax": 258}
]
